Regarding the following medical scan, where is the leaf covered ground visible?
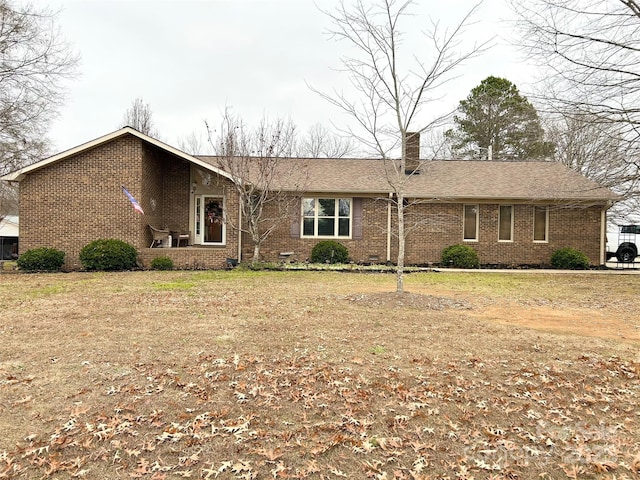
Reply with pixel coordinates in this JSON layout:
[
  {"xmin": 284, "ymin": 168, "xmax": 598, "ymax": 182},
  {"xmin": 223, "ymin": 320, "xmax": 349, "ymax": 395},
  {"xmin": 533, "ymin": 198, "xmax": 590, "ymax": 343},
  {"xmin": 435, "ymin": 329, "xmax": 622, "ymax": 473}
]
[{"xmin": 0, "ymin": 270, "xmax": 638, "ymax": 479}]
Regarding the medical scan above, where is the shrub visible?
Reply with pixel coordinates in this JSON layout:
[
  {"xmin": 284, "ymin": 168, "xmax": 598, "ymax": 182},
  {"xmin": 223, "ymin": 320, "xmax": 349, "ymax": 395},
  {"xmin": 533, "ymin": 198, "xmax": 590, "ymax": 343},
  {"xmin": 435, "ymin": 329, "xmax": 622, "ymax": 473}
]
[
  {"xmin": 441, "ymin": 244, "xmax": 480, "ymax": 268},
  {"xmin": 150, "ymin": 256, "xmax": 174, "ymax": 271},
  {"xmin": 311, "ymin": 240, "xmax": 349, "ymax": 264},
  {"xmin": 79, "ymin": 239, "xmax": 138, "ymax": 271},
  {"xmin": 17, "ymin": 247, "xmax": 65, "ymax": 272},
  {"xmin": 550, "ymin": 247, "xmax": 589, "ymax": 270}
]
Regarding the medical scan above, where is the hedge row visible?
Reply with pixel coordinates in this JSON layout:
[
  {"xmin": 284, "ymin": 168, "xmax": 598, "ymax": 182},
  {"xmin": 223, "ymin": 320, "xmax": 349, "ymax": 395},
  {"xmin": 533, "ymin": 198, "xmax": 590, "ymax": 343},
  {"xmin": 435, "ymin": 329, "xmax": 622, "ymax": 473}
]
[{"xmin": 15, "ymin": 240, "xmax": 591, "ymax": 272}]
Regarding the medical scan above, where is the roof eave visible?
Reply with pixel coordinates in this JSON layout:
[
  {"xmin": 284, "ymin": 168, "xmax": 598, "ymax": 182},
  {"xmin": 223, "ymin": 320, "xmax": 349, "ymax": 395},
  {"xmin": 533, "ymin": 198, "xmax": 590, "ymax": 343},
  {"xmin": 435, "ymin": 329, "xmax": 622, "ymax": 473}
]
[{"xmin": 0, "ymin": 127, "xmax": 234, "ymax": 183}]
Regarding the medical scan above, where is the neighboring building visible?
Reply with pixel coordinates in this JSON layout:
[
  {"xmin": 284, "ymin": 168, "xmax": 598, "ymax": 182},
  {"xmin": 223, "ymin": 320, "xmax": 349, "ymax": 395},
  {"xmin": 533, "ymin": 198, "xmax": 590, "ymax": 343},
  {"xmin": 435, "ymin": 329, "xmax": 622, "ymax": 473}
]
[
  {"xmin": 0, "ymin": 215, "xmax": 18, "ymax": 260},
  {"xmin": 1, "ymin": 127, "xmax": 617, "ymax": 270}
]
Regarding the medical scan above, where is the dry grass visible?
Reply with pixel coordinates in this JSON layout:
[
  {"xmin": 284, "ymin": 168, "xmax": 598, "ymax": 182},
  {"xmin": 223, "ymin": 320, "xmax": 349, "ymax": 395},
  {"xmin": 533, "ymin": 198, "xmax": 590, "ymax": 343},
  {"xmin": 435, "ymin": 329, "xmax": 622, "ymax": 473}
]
[{"xmin": 0, "ymin": 270, "xmax": 639, "ymax": 479}]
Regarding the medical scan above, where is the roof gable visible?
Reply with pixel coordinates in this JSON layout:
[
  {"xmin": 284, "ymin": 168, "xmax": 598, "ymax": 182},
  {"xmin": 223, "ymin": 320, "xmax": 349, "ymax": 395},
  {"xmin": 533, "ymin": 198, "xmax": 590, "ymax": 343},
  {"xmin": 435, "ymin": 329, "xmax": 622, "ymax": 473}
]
[{"xmin": 1, "ymin": 127, "xmax": 232, "ymax": 182}]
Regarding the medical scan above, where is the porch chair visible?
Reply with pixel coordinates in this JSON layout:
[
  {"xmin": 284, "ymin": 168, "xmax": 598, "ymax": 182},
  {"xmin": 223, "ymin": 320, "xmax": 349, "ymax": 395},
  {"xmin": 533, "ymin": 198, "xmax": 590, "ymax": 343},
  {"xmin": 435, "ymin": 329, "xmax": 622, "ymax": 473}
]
[
  {"xmin": 169, "ymin": 226, "xmax": 190, "ymax": 247},
  {"xmin": 148, "ymin": 225, "xmax": 170, "ymax": 248}
]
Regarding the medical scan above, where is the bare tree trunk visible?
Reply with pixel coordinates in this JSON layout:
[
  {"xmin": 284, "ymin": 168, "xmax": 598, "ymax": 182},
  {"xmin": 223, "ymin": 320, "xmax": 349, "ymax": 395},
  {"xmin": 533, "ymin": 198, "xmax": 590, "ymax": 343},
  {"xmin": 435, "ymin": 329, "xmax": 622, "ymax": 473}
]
[
  {"xmin": 396, "ymin": 193, "xmax": 405, "ymax": 293},
  {"xmin": 252, "ymin": 242, "xmax": 261, "ymax": 264}
]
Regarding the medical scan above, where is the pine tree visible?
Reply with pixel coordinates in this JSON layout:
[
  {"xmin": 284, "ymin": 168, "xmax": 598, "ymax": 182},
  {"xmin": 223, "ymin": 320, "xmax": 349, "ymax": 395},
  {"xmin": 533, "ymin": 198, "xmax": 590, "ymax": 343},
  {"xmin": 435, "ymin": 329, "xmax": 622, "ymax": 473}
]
[{"xmin": 446, "ymin": 76, "xmax": 554, "ymax": 161}]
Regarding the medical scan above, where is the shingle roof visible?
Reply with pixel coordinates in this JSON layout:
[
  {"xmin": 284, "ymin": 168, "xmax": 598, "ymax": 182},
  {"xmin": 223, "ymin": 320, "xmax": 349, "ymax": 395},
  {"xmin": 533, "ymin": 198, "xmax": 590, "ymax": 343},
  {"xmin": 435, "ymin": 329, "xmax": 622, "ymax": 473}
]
[
  {"xmin": 196, "ymin": 156, "xmax": 617, "ymax": 202},
  {"xmin": 0, "ymin": 126, "xmax": 615, "ymax": 204}
]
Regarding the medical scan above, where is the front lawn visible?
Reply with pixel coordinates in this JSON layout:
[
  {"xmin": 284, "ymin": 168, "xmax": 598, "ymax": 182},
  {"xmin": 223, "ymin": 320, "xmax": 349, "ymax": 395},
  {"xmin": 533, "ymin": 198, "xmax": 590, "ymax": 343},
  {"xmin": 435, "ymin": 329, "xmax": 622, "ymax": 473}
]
[{"xmin": 0, "ymin": 270, "xmax": 638, "ymax": 478}]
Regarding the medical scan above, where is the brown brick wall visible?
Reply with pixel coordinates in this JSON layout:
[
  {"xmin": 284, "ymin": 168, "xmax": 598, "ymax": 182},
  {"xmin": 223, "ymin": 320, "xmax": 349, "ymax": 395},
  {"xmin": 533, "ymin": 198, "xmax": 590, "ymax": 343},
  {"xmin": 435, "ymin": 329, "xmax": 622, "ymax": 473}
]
[
  {"xmin": 20, "ymin": 136, "xmax": 147, "ymax": 270},
  {"xmin": 139, "ymin": 247, "xmax": 237, "ymax": 270},
  {"xmin": 248, "ymin": 197, "xmax": 605, "ymax": 266},
  {"xmin": 140, "ymin": 144, "xmax": 192, "ymax": 242},
  {"xmin": 18, "ymin": 135, "xmax": 605, "ymax": 269},
  {"xmin": 19, "ymin": 135, "xmax": 241, "ymax": 270},
  {"xmin": 241, "ymin": 196, "xmax": 391, "ymax": 263},
  {"xmin": 402, "ymin": 203, "xmax": 604, "ymax": 266}
]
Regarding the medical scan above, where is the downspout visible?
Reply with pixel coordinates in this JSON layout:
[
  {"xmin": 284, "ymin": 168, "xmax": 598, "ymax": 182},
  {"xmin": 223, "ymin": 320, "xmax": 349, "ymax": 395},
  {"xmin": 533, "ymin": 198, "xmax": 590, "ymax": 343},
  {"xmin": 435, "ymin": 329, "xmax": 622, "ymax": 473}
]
[{"xmin": 386, "ymin": 192, "xmax": 392, "ymax": 262}]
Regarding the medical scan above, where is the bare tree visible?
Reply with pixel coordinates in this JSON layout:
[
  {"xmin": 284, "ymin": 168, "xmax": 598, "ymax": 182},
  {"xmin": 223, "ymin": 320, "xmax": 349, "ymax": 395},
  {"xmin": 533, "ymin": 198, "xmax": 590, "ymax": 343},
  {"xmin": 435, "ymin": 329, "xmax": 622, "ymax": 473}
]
[
  {"xmin": 317, "ymin": 0, "xmax": 488, "ymax": 292},
  {"xmin": 512, "ymin": 0, "xmax": 640, "ymax": 128},
  {"xmin": 208, "ymin": 113, "xmax": 306, "ymax": 263},
  {"xmin": 0, "ymin": 0, "xmax": 78, "ymax": 217},
  {"xmin": 545, "ymin": 114, "xmax": 639, "ymax": 222},
  {"xmin": 511, "ymin": 0, "xmax": 640, "ymax": 216},
  {"xmin": 121, "ymin": 97, "xmax": 158, "ymax": 137},
  {"xmin": 0, "ymin": 182, "xmax": 17, "ymax": 215},
  {"xmin": 295, "ymin": 123, "xmax": 356, "ymax": 158},
  {"xmin": 178, "ymin": 130, "xmax": 212, "ymax": 155}
]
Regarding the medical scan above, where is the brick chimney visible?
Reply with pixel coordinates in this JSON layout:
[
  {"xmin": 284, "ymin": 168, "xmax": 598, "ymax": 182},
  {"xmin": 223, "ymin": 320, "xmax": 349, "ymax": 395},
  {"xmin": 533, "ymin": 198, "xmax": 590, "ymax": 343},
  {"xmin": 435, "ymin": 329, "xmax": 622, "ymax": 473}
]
[{"xmin": 405, "ymin": 131, "xmax": 420, "ymax": 174}]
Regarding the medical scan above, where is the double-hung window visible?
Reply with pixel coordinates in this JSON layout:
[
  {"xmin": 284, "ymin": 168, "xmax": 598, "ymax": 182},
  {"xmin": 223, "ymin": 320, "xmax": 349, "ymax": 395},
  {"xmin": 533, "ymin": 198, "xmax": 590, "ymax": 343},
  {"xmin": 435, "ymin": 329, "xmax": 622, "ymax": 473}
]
[{"xmin": 302, "ymin": 198, "xmax": 351, "ymax": 238}]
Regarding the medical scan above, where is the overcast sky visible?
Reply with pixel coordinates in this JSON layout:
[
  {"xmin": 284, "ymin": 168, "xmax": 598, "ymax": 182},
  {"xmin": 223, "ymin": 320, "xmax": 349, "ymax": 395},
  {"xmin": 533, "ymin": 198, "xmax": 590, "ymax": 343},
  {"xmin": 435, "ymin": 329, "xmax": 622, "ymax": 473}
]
[{"xmin": 45, "ymin": 0, "xmax": 530, "ymax": 155}]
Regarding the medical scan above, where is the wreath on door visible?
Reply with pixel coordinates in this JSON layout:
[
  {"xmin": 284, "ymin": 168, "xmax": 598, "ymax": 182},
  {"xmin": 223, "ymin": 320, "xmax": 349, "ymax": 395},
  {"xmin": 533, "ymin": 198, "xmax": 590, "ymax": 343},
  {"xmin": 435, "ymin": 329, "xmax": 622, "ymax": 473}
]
[{"xmin": 205, "ymin": 201, "xmax": 223, "ymax": 224}]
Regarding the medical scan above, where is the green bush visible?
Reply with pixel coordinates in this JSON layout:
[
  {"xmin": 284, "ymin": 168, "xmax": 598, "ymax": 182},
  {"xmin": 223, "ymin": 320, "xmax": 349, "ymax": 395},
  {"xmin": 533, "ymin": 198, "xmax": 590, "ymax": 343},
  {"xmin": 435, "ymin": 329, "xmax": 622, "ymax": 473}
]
[
  {"xmin": 311, "ymin": 240, "xmax": 349, "ymax": 264},
  {"xmin": 17, "ymin": 247, "xmax": 65, "ymax": 272},
  {"xmin": 150, "ymin": 256, "xmax": 174, "ymax": 271},
  {"xmin": 550, "ymin": 247, "xmax": 589, "ymax": 270},
  {"xmin": 441, "ymin": 244, "xmax": 480, "ymax": 268},
  {"xmin": 79, "ymin": 239, "xmax": 138, "ymax": 271}
]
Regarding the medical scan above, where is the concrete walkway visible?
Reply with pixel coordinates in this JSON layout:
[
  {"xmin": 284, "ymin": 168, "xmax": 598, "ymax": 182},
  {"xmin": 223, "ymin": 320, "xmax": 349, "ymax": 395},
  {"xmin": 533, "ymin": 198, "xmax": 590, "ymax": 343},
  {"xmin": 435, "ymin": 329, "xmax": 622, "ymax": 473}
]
[{"xmin": 436, "ymin": 262, "xmax": 640, "ymax": 274}]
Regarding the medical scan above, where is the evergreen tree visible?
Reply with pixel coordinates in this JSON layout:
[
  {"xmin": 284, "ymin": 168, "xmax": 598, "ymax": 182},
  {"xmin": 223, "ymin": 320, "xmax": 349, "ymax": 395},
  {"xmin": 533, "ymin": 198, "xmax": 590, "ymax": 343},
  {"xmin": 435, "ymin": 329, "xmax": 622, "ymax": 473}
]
[{"xmin": 446, "ymin": 76, "xmax": 554, "ymax": 160}]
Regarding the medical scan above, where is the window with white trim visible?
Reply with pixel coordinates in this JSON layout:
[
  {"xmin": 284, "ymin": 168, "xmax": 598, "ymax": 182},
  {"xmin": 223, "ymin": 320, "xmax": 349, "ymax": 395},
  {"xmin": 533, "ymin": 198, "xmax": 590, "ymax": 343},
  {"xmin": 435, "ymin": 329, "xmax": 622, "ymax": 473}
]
[
  {"xmin": 498, "ymin": 205, "xmax": 514, "ymax": 242},
  {"xmin": 533, "ymin": 206, "xmax": 548, "ymax": 242},
  {"xmin": 463, "ymin": 204, "xmax": 479, "ymax": 241},
  {"xmin": 302, "ymin": 198, "xmax": 352, "ymax": 238}
]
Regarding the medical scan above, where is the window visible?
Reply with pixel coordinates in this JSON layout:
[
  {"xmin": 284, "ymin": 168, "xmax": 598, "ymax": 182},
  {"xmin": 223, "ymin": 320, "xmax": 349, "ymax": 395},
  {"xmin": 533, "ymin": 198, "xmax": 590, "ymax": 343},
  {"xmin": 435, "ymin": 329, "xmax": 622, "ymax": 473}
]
[
  {"xmin": 195, "ymin": 197, "xmax": 201, "ymax": 236},
  {"xmin": 463, "ymin": 204, "xmax": 478, "ymax": 241},
  {"xmin": 302, "ymin": 198, "xmax": 351, "ymax": 237},
  {"xmin": 533, "ymin": 206, "xmax": 548, "ymax": 242},
  {"xmin": 621, "ymin": 225, "xmax": 640, "ymax": 234},
  {"xmin": 498, "ymin": 205, "xmax": 513, "ymax": 242}
]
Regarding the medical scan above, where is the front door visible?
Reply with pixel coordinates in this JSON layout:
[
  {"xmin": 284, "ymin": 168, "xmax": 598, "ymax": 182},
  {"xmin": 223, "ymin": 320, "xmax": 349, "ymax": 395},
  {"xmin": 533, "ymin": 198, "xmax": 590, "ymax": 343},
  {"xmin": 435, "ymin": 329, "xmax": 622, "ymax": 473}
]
[{"xmin": 200, "ymin": 195, "xmax": 225, "ymax": 245}]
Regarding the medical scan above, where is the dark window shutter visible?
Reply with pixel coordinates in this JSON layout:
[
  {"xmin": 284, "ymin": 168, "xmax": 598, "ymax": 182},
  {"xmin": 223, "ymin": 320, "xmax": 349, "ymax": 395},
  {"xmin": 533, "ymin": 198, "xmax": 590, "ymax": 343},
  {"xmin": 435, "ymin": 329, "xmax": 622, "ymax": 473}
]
[{"xmin": 352, "ymin": 197, "xmax": 363, "ymax": 239}]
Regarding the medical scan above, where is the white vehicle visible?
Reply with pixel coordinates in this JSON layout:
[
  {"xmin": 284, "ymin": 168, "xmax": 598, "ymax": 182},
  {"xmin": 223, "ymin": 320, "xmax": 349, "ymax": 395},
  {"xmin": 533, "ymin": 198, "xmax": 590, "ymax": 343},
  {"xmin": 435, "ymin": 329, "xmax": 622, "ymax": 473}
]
[{"xmin": 606, "ymin": 225, "xmax": 640, "ymax": 262}]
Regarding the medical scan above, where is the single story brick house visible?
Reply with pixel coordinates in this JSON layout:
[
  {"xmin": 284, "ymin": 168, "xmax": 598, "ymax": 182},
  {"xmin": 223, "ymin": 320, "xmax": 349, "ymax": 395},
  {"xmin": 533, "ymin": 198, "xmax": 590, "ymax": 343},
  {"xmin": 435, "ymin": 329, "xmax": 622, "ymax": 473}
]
[{"xmin": 1, "ymin": 127, "xmax": 617, "ymax": 270}]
